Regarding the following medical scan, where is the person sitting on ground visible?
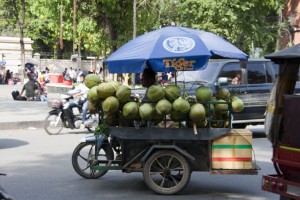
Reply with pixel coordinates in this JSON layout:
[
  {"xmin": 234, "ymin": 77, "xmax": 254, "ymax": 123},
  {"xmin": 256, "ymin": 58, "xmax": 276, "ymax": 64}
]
[{"xmin": 18, "ymin": 73, "xmax": 39, "ymax": 101}]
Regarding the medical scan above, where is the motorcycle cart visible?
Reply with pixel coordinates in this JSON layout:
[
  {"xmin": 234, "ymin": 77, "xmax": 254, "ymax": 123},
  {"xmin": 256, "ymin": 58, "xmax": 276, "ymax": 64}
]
[{"xmin": 72, "ymin": 26, "xmax": 259, "ymax": 194}]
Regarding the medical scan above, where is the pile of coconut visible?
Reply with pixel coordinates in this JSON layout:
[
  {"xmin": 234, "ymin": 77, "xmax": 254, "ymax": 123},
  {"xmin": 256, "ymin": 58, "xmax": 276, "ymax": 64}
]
[{"xmin": 84, "ymin": 74, "xmax": 244, "ymax": 128}]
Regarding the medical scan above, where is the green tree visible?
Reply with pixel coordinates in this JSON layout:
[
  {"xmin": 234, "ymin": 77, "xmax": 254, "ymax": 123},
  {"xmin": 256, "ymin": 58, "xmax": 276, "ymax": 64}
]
[
  {"xmin": 0, "ymin": 0, "xmax": 286, "ymax": 58},
  {"xmin": 0, "ymin": 0, "xmax": 27, "ymax": 82},
  {"xmin": 177, "ymin": 0, "xmax": 285, "ymax": 55}
]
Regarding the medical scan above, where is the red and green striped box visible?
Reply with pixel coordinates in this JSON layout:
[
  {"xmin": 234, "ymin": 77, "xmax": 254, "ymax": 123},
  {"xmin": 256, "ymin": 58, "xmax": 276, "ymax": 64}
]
[{"xmin": 211, "ymin": 129, "xmax": 253, "ymax": 169}]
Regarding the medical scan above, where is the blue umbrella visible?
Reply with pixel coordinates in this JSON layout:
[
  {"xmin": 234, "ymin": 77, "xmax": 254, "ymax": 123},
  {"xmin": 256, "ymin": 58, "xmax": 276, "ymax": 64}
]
[{"xmin": 105, "ymin": 26, "xmax": 248, "ymax": 73}]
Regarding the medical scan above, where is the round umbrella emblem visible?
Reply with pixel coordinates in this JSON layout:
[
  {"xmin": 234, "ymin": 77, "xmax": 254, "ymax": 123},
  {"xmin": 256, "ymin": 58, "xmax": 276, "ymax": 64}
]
[{"xmin": 163, "ymin": 37, "xmax": 195, "ymax": 53}]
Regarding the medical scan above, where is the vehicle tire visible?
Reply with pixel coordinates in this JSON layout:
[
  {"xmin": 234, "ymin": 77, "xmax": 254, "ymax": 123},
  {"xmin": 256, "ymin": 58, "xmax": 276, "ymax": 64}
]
[
  {"xmin": 86, "ymin": 113, "xmax": 100, "ymax": 133},
  {"xmin": 44, "ymin": 113, "xmax": 64, "ymax": 135},
  {"xmin": 72, "ymin": 141, "xmax": 114, "ymax": 179},
  {"xmin": 143, "ymin": 150, "xmax": 191, "ymax": 195}
]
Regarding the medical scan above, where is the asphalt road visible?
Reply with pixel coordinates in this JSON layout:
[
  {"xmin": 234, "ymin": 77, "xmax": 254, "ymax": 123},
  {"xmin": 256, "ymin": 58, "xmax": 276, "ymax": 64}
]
[{"xmin": 0, "ymin": 127, "xmax": 277, "ymax": 200}]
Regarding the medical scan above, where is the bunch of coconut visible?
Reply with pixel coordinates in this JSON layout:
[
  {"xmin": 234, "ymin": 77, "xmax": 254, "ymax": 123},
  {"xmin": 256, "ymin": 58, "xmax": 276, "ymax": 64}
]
[
  {"xmin": 139, "ymin": 84, "xmax": 208, "ymax": 127},
  {"xmin": 191, "ymin": 85, "xmax": 245, "ymax": 128},
  {"xmin": 138, "ymin": 85, "xmax": 167, "ymax": 122},
  {"xmin": 86, "ymin": 80, "xmax": 133, "ymax": 125},
  {"xmin": 215, "ymin": 87, "xmax": 244, "ymax": 113},
  {"xmin": 139, "ymin": 84, "xmax": 185, "ymax": 124}
]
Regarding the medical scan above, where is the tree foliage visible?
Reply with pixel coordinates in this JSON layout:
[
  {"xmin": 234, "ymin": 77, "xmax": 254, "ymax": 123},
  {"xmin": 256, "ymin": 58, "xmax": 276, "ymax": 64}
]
[
  {"xmin": 0, "ymin": 0, "xmax": 286, "ymax": 58},
  {"xmin": 177, "ymin": 0, "xmax": 285, "ymax": 54}
]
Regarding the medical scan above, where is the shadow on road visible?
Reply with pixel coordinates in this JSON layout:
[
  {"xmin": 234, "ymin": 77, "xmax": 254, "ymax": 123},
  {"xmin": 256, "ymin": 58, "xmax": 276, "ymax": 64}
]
[{"xmin": 0, "ymin": 139, "xmax": 28, "ymax": 149}]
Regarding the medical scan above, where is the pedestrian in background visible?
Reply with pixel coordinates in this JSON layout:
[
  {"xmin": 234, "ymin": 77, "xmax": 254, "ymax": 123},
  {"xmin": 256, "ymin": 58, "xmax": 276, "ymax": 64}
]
[
  {"xmin": 18, "ymin": 73, "xmax": 39, "ymax": 101},
  {"xmin": 69, "ymin": 67, "xmax": 77, "ymax": 83},
  {"xmin": 5, "ymin": 70, "xmax": 11, "ymax": 84},
  {"xmin": 62, "ymin": 68, "xmax": 67, "ymax": 78}
]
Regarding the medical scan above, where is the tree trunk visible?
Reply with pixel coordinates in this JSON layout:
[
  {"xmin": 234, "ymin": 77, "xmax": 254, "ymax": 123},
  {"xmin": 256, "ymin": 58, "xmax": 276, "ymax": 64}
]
[
  {"xmin": 73, "ymin": 0, "xmax": 77, "ymax": 54},
  {"xmin": 11, "ymin": 0, "xmax": 26, "ymax": 84}
]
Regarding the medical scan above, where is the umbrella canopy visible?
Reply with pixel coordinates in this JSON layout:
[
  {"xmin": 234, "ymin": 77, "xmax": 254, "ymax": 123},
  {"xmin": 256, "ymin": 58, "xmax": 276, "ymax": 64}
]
[
  {"xmin": 105, "ymin": 26, "xmax": 248, "ymax": 73},
  {"xmin": 265, "ymin": 44, "xmax": 300, "ymax": 64}
]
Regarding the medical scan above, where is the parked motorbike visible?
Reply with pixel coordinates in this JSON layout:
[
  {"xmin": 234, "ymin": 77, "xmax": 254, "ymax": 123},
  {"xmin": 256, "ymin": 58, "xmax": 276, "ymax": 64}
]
[{"xmin": 44, "ymin": 94, "xmax": 99, "ymax": 135}]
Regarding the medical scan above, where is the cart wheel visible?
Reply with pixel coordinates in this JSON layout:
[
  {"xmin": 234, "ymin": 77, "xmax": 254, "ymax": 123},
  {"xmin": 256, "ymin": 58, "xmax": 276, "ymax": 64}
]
[
  {"xmin": 72, "ymin": 142, "xmax": 114, "ymax": 179},
  {"xmin": 143, "ymin": 150, "xmax": 191, "ymax": 195}
]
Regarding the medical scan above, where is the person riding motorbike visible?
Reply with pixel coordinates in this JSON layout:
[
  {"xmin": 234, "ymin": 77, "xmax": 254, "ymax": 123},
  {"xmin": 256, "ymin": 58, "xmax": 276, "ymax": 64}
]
[{"xmin": 64, "ymin": 72, "xmax": 89, "ymax": 129}]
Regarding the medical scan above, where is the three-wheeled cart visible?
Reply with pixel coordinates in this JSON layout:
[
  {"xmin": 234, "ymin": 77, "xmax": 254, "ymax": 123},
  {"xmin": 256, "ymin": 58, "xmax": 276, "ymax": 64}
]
[{"xmin": 72, "ymin": 120, "xmax": 259, "ymax": 194}]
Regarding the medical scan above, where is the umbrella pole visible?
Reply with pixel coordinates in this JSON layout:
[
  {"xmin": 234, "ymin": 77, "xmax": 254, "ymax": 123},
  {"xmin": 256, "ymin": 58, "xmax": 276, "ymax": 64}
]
[{"xmin": 174, "ymin": 71, "xmax": 177, "ymax": 85}]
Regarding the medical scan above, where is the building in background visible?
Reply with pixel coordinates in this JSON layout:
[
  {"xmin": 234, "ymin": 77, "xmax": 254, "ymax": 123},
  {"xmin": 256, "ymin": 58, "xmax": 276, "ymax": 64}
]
[
  {"xmin": 0, "ymin": 37, "xmax": 33, "ymax": 74},
  {"xmin": 280, "ymin": 0, "xmax": 300, "ymax": 48}
]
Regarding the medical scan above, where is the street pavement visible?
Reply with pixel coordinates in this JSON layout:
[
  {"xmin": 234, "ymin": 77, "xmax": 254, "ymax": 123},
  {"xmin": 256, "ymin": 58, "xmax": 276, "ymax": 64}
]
[{"xmin": 0, "ymin": 84, "xmax": 61, "ymax": 130}]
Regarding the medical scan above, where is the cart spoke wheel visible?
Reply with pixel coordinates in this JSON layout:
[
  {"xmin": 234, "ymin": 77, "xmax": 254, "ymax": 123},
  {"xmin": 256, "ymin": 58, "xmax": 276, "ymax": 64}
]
[
  {"xmin": 72, "ymin": 142, "xmax": 114, "ymax": 179},
  {"xmin": 143, "ymin": 150, "xmax": 191, "ymax": 195}
]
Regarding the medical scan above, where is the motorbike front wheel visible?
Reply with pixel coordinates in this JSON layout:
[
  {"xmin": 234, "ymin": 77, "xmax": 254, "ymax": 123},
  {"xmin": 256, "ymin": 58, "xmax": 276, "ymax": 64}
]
[
  {"xmin": 44, "ymin": 113, "xmax": 64, "ymax": 135},
  {"xmin": 72, "ymin": 141, "xmax": 114, "ymax": 179}
]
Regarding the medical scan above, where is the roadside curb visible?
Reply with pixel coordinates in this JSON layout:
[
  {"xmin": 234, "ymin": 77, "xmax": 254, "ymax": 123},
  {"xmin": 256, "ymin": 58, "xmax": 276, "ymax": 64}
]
[{"xmin": 0, "ymin": 121, "xmax": 45, "ymax": 130}]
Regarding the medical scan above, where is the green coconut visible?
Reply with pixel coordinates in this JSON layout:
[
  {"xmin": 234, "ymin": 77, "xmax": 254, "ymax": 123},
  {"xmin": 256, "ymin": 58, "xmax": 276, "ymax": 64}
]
[
  {"xmin": 214, "ymin": 99, "xmax": 229, "ymax": 115},
  {"xmin": 195, "ymin": 85, "xmax": 213, "ymax": 102},
  {"xmin": 189, "ymin": 103, "xmax": 206, "ymax": 122},
  {"xmin": 172, "ymin": 97, "xmax": 190, "ymax": 114},
  {"xmin": 103, "ymin": 112, "xmax": 119, "ymax": 126},
  {"xmin": 84, "ymin": 74, "xmax": 101, "ymax": 89},
  {"xmin": 102, "ymin": 96, "xmax": 119, "ymax": 113},
  {"xmin": 231, "ymin": 96, "xmax": 244, "ymax": 113},
  {"xmin": 139, "ymin": 103, "xmax": 154, "ymax": 120},
  {"xmin": 163, "ymin": 85, "xmax": 181, "ymax": 102},
  {"xmin": 97, "ymin": 82, "xmax": 117, "ymax": 99},
  {"xmin": 88, "ymin": 101, "xmax": 98, "ymax": 113},
  {"xmin": 146, "ymin": 85, "xmax": 165, "ymax": 102},
  {"xmin": 116, "ymin": 85, "xmax": 131, "ymax": 103},
  {"xmin": 216, "ymin": 87, "xmax": 231, "ymax": 100},
  {"xmin": 110, "ymin": 81, "xmax": 122, "ymax": 91},
  {"xmin": 122, "ymin": 102, "xmax": 139, "ymax": 119},
  {"xmin": 87, "ymin": 86, "xmax": 101, "ymax": 103},
  {"xmin": 156, "ymin": 99, "xmax": 172, "ymax": 115}
]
